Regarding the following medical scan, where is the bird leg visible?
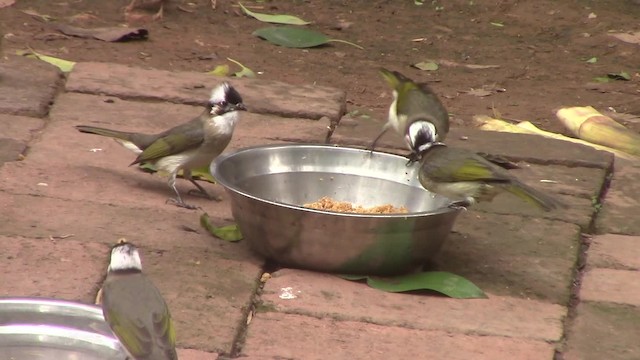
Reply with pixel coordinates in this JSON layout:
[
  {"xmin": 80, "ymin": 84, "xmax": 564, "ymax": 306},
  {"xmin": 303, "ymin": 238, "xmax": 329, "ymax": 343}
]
[
  {"xmin": 183, "ymin": 170, "xmax": 223, "ymax": 201},
  {"xmin": 166, "ymin": 173, "xmax": 199, "ymax": 210},
  {"xmin": 368, "ymin": 125, "xmax": 389, "ymax": 153}
]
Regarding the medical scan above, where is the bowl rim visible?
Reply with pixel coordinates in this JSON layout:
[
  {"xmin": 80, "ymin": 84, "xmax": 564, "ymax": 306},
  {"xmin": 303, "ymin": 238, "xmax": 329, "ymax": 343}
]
[{"xmin": 212, "ymin": 143, "xmax": 458, "ymax": 218}]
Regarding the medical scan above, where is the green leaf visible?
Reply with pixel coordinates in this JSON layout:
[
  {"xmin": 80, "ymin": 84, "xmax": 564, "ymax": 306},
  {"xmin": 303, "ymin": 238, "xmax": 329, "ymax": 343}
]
[
  {"xmin": 413, "ymin": 61, "xmax": 439, "ymax": 71},
  {"xmin": 593, "ymin": 76, "xmax": 611, "ymax": 83},
  {"xmin": 200, "ymin": 213, "xmax": 243, "ymax": 242},
  {"xmin": 414, "ymin": 0, "xmax": 425, "ymax": 5},
  {"xmin": 585, "ymin": 57, "xmax": 598, "ymax": 64},
  {"xmin": 490, "ymin": 21, "xmax": 504, "ymax": 27},
  {"xmin": 17, "ymin": 49, "xmax": 75, "ymax": 72},
  {"xmin": 206, "ymin": 64, "xmax": 230, "ymax": 77},
  {"xmin": 252, "ymin": 26, "xmax": 363, "ymax": 49},
  {"xmin": 227, "ymin": 57, "xmax": 256, "ymax": 78},
  {"xmin": 607, "ymin": 71, "xmax": 631, "ymax": 81},
  {"xmin": 341, "ymin": 271, "xmax": 486, "ymax": 299},
  {"xmin": 138, "ymin": 163, "xmax": 216, "ymax": 183},
  {"xmin": 239, "ymin": 2, "xmax": 310, "ymax": 25},
  {"xmin": 338, "ymin": 274, "xmax": 368, "ymax": 281}
]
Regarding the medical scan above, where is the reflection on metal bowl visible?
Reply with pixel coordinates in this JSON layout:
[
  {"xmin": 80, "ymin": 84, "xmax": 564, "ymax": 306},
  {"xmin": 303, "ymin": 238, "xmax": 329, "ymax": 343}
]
[{"xmin": 212, "ymin": 144, "xmax": 461, "ymax": 276}]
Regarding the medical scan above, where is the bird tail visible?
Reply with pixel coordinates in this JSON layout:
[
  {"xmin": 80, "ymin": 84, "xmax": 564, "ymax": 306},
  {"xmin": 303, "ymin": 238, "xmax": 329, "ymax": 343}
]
[
  {"xmin": 379, "ymin": 68, "xmax": 402, "ymax": 89},
  {"xmin": 75, "ymin": 125, "xmax": 143, "ymax": 154},
  {"xmin": 505, "ymin": 182, "xmax": 566, "ymax": 211}
]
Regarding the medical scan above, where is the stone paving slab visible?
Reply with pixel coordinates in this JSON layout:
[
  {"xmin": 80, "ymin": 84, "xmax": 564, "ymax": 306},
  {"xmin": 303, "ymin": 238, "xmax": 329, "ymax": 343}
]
[
  {"xmin": 0, "ymin": 55, "xmax": 64, "ymax": 117},
  {"xmin": 0, "ymin": 92, "xmax": 330, "ymax": 210},
  {"xmin": 580, "ymin": 268, "xmax": 640, "ymax": 307},
  {"xmin": 259, "ymin": 269, "xmax": 566, "ymax": 342},
  {"xmin": 66, "ymin": 62, "xmax": 346, "ymax": 121},
  {"xmin": 242, "ymin": 312, "xmax": 556, "ymax": 360},
  {"xmin": 178, "ymin": 349, "xmax": 219, "ymax": 360},
  {"xmin": 0, "ymin": 192, "xmax": 263, "ymax": 353},
  {"xmin": 596, "ymin": 162, "xmax": 640, "ymax": 235},
  {"xmin": 0, "ymin": 114, "xmax": 45, "ymax": 143},
  {"xmin": 435, "ymin": 211, "xmax": 581, "ymax": 304},
  {"xmin": 588, "ymin": 234, "xmax": 640, "ymax": 270},
  {"xmin": 331, "ymin": 116, "xmax": 614, "ymax": 169},
  {"xmin": 564, "ymin": 302, "xmax": 640, "ymax": 360},
  {"xmin": 0, "ymin": 236, "xmax": 108, "ymax": 303}
]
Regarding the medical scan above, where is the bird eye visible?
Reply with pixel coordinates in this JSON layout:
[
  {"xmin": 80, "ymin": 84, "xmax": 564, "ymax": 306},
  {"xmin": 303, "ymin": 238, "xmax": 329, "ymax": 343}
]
[{"xmin": 218, "ymin": 100, "xmax": 228, "ymax": 107}]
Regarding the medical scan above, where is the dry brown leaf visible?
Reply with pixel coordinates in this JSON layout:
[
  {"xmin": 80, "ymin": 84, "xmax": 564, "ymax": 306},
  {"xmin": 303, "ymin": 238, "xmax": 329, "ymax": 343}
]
[
  {"xmin": 466, "ymin": 88, "xmax": 493, "ymax": 97},
  {"xmin": 609, "ymin": 31, "xmax": 640, "ymax": 45},
  {"xmin": 54, "ymin": 23, "xmax": 148, "ymax": 42},
  {"xmin": 439, "ymin": 59, "xmax": 500, "ymax": 69}
]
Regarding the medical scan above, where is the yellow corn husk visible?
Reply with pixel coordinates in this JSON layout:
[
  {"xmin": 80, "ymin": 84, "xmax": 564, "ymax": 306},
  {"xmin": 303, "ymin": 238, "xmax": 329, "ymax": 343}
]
[
  {"xmin": 474, "ymin": 115, "xmax": 638, "ymax": 160},
  {"xmin": 556, "ymin": 106, "xmax": 640, "ymax": 156}
]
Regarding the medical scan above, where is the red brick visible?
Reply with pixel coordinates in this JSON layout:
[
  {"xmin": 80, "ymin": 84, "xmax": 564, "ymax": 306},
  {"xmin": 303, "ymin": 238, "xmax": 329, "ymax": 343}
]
[
  {"xmin": 0, "ymin": 236, "xmax": 108, "ymax": 303},
  {"xmin": 242, "ymin": 312, "xmax": 556, "ymax": 360},
  {"xmin": 589, "ymin": 234, "xmax": 640, "ymax": 270},
  {"xmin": 66, "ymin": 62, "xmax": 345, "ymax": 121},
  {"xmin": 580, "ymin": 268, "xmax": 640, "ymax": 306},
  {"xmin": 260, "ymin": 269, "xmax": 566, "ymax": 342}
]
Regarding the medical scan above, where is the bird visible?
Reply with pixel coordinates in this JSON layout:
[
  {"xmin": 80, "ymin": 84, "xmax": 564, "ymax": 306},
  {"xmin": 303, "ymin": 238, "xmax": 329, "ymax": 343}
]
[
  {"xmin": 101, "ymin": 239, "xmax": 178, "ymax": 360},
  {"xmin": 370, "ymin": 68, "xmax": 449, "ymax": 161},
  {"xmin": 412, "ymin": 140, "xmax": 564, "ymax": 211},
  {"xmin": 76, "ymin": 82, "xmax": 246, "ymax": 209}
]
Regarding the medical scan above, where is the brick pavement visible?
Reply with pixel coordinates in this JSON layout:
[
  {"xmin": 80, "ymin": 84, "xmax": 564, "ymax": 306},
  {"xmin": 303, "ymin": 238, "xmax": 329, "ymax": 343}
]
[{"xmin": 0, "ymin": 56, "xmax": 638, "ymax": 359}]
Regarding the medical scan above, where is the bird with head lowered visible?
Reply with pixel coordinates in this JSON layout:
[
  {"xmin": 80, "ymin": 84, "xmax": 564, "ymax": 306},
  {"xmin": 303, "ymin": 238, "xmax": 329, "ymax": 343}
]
[
  {"xmin": 407, "ymin": 127, "xmax": 565, "ymax": 211},
  {"xmin": 370, "ymin": 68, "xmax": 450, "ymax": 162},
  {"xmin": 76, "ymin": 82, "xmax": 246, "ymax": 209}
]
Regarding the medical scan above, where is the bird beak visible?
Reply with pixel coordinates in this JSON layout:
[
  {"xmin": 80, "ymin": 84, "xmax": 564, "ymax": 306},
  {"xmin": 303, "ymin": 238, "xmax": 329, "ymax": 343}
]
[{"xmin": 233, "ymin": 103, "xmax": 247, "ymax": 111}]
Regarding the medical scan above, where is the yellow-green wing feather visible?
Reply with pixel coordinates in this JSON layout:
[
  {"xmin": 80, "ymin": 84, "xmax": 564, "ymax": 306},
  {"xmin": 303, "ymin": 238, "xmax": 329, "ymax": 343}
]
[{"xmin": 103, "ymin": 295, "xmax": 153, "ymax": 357}]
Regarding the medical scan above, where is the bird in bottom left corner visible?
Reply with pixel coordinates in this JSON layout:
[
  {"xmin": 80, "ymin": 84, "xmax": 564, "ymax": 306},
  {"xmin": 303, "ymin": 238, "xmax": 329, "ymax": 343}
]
[{"xmin": 101, "ymin": 240, "xmax": 178, "ymax": 360}]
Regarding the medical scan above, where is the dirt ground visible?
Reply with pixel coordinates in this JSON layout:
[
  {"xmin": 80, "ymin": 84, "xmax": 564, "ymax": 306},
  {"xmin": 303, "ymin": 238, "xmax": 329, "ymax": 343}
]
[{"xmin": 1, "ymin": 0, "xmax": 639, "ymax": 134}]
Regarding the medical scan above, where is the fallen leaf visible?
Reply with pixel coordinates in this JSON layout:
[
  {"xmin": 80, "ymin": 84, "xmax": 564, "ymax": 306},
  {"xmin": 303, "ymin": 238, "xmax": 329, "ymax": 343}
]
[
  {"xmin": 609, "ymin": 31, "xmax": 640, "ymax": 45},
  {"xmin": 199, "ymin": 213, "xmax": 243, "ymax": 242},
  {"xmin": 438, "ymin": 59, "xmax": 500, "ymax": 69},
  {"xmin": 340, "ymin": 272, "xmax": 487, "ymax": 299},
  {"xmin": 412, "ymin": 61, "xmax": 439, "ymax": 71},
  {"xmin": 227, "ymin": 57, "xmax": 256, "ymax": 78},
  {"xmin": 607, "ymin": 71, "xmax": 631, "ymax": 81},
  {"xmin": 16, "ymin": 49, "xmax": 75, "ymax": 72},
  {"xmin": 239, "ymin": 2, "xmax": 310, "ymax": 25},
  {"xmin": 585, "ymin": 57, "xmax": 598, "ymax": 64},
  {"xmin": 490, "ymin": 21, "xmax": 504, "ymax": 27},
  {"xmin": 252, "ymin": 26, "xmax": 363, "ymax": 49},
  {"xmin": 21, "ymin": 9, "xmax": 55, "ymax": 22},
  {"xmin": 206, "ymin": 64, "xmax": 230, "ymax": 77},
  {"xmin": 466, "ymin": 88, "xmax": 493, "ymax": 97},
  {"xmin": 54, "ymin": 23, "xmax": 148, "ymax": 42}
]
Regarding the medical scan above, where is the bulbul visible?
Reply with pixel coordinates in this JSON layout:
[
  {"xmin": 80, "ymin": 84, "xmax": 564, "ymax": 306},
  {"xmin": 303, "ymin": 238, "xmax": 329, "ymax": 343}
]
[
  {"xmin": 412, "ymin": 140, "xmax": 564, "ymax": 211},
  {"xmin": 101, "ymin": 239, "xmax": 177, "ymax": 360},
  {"xmin": 370, "ymin": 68, "xmax": 449, "ymax": 160},
  {"xmin": 76, "ymin": 82, "xmax": 246, "ymax": 209}
]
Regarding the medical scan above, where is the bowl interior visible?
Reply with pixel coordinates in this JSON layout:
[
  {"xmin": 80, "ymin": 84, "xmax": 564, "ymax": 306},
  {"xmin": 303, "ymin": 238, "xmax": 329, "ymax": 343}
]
[{"xmin": 213, "ymin": 144, "xmax": 451, "ymax": 213}]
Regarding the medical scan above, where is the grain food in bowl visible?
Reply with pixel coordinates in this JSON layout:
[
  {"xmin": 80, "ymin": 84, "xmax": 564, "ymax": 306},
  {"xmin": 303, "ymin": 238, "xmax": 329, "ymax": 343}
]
[{"xmin": 303, "ymin": 196, "xmax": 408, "ymax": 214}]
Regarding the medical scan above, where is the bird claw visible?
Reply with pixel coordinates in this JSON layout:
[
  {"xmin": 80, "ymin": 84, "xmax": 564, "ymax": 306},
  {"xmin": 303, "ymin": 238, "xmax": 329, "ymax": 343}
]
[
  {"xmin": 166, "ymin": 198, "xmax": 200, "ymax": 210},
  {"xmin": 448, "ymin": 200, "xmax": 471, "ymax": 211},
  {"xmin": 405, "ymin": 152, "xmax": 421, "ymax": 167}
]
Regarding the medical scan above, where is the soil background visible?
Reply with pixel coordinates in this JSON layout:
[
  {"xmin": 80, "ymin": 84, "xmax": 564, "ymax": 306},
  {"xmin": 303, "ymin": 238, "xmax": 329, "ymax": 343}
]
[{"xmin": 1, "ymin": 0, "xmax": 639, "ymax": 134}]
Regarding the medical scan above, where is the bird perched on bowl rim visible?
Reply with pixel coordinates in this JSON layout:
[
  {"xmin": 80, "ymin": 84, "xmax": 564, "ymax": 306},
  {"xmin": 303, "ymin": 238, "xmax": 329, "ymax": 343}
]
[
  {"xmin": 370, "ymin": 68, "xmax": 449, "ymax": 162},
  {"xmin": 101, "ymin": 239, "xmax": 178, "ymax": 360},
  {"xmin": 75, "ymin": 82, "xmax": 246, "ymax": 209}
]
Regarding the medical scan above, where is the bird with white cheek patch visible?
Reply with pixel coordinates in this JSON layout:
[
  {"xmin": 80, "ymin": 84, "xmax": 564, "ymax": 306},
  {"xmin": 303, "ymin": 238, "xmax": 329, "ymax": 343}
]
[
  {"xmin": 101, "ymin": 239, "xmax": 178, "ymax": 360},
  {"xmin": 75, "ymin": 82, "xmax": 246, "ymax": 209}
]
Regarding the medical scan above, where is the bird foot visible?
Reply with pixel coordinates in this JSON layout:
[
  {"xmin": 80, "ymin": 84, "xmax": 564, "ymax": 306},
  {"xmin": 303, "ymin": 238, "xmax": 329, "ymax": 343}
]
[
  {"xmin": 447, "ymin": 200, "xmax": 471, "ymax": 211},
  {"xmin": 405, "ymin": 151, "xmax": 422, "ymax": 166},
  {"xmin": 166, "ymin": 198, "xmax": 200, "ymax": 210}
]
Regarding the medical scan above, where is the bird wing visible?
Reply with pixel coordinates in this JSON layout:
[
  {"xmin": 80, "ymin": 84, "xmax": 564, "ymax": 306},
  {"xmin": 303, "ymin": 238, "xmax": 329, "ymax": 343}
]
[
  {"xmin": 424, "ymin": 148, "xmax": 512, "ymax": 183},
  {"xmin": 153, "ymin": 306, "xmax": 178, "ymax": 359},
  {"xmin": 131, "ymin": 118, "xmax": 205, "ymax": 165},
  {"xmin": 102, "ymin": 284, "xmax": 154, "ymax": 358}
]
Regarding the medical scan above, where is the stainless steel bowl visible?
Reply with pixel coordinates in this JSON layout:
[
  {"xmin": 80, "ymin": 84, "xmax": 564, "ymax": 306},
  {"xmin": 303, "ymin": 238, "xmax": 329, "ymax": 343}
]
[
  {"xmin": 211, "ymin": 144, "xmax": 461, "ymax": 275},
  {"xmin": 0, "ymin": 297, "xmax": 127, "ymax": 359}
]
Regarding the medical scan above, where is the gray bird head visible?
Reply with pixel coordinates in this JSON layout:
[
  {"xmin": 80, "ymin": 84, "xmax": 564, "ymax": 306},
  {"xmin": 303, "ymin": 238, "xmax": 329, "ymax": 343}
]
[
  {"xmin": 209, "ymin": 82, "xmax": 247, "ymax": 116},
  {"xmin": 108, "ymin": 239, "xmax": 142, "ymax": 273}
]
